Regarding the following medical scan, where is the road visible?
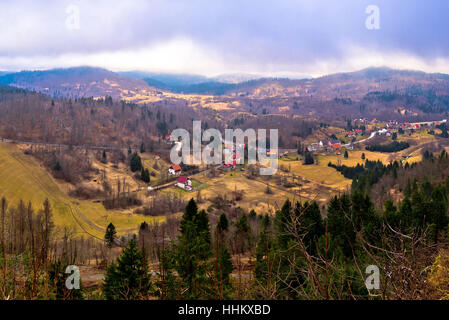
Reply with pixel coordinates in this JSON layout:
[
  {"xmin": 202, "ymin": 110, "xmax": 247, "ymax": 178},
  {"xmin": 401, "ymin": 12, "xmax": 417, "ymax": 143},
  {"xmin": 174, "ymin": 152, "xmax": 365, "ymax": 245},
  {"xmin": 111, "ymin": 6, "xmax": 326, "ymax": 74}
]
[{"xmin": 342, "ymin": 131, "xmax": 377, "ymax": 148}]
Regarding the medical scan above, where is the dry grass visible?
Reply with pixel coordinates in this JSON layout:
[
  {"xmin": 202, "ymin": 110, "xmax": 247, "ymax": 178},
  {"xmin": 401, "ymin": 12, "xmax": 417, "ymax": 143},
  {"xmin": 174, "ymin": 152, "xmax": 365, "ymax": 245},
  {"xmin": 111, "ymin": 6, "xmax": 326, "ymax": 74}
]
[{"xmin": 0, "ymin": 142, "xmax": 158, "ymax": 239}]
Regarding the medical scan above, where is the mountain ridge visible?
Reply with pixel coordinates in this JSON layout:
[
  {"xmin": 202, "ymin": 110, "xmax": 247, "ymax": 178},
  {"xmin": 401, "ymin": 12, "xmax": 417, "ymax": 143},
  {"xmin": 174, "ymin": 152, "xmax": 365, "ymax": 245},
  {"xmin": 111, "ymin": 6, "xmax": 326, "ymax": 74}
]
[{"xmin": 1, "ymin": 66, "xmax": 449, "ymax": 100}]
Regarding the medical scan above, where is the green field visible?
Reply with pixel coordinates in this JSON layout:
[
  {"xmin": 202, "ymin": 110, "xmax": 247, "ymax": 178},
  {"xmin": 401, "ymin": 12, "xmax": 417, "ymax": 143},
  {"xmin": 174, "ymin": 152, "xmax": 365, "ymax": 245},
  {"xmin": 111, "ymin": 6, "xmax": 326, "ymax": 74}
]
[{"xmin": 0, "ymin": 142, "xmax": 159, "ymax": 239}]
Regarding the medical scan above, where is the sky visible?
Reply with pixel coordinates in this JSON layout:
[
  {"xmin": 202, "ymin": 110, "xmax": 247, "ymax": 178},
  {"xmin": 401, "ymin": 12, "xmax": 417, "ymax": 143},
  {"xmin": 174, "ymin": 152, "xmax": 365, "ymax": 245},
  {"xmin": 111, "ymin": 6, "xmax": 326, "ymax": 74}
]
[{"xmin": 1, "ymin": 0, "xmax": 449, "ymax": 77}]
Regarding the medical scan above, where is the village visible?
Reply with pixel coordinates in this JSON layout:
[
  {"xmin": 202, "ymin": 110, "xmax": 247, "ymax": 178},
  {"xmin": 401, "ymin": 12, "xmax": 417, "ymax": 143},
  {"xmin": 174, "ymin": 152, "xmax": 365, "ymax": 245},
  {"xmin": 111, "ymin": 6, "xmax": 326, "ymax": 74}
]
[{"xmin": 306, "ymin": 118, "xmax": 448, "ymax": 156}]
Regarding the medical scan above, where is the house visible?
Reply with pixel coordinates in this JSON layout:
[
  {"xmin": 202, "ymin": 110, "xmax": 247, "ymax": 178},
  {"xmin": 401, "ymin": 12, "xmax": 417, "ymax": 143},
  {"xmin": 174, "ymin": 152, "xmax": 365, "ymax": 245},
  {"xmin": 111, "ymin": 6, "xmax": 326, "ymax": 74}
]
[
  {"xmin": 176, "ymin": 176, "xmax": 192, "ymax": 190},
  {"xmin": 168, "ymin": 164, "xmax": 182, "ymax": 175},
  {"xmin": 332, "ymin": 143, "xmax": 341, "ymax": 150}
]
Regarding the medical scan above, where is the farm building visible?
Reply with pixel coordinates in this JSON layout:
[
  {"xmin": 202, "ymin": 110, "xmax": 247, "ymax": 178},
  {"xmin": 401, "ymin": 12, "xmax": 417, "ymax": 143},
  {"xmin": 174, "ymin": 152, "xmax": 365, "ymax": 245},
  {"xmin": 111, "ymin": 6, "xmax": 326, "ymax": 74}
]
[
  {"xmin": 168, "ymin": 164, "xmax": 182, "ymax": 175},
  {"xmin": 176, "ymin": 176, "xmax": 192, "ymax": 190}
]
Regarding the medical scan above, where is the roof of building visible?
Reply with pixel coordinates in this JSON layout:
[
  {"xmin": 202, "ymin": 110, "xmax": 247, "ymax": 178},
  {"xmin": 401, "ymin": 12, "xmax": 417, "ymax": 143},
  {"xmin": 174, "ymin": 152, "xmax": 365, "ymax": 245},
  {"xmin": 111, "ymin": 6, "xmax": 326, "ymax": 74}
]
[
  {"xmin": 177, "ymin": 176, "xmax": 189, "ymax": 184},
  {"xmin": 171, "ymin": 164, "xmax": 182, "ymax": 171}
]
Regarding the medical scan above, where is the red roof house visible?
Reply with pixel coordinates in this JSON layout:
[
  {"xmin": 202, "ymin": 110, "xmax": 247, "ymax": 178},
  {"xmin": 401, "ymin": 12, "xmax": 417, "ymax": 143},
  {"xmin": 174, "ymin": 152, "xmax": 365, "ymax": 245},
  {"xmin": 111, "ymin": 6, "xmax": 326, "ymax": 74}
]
[
  {"xmin": 168, "ymin": 164, "xmax": 182, "ymax": 175},
  {"xmin": 176, "ymin": 176, "xmax": 192, "ymax": 190}
]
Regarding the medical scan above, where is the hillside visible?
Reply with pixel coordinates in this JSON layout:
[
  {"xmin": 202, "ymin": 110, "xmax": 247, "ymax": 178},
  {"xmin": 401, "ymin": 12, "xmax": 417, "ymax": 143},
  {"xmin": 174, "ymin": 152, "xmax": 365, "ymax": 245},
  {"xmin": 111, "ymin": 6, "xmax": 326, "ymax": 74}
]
[
  {"xmin": 2, "ymin": 66, "xmax": 449, "ymax": 122},
  {"xmin": 0, "ymin": 67, "xmax": 159, "ymax": 100},
  {"xmin": 4, "ymin": 66, "xmax": 449, "ymax": 101},
  {"xmin": 0, "ymin": 142, "xmax": 152, "ymax": 239}
]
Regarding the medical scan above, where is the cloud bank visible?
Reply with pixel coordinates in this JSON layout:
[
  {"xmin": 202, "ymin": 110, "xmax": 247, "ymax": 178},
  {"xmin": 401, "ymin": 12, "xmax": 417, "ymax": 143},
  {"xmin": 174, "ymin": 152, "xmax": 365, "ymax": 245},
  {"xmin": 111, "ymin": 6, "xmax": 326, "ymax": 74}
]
[{"xmin": 1, "ymin": 0, "xmax": 449, "ymax": 76}]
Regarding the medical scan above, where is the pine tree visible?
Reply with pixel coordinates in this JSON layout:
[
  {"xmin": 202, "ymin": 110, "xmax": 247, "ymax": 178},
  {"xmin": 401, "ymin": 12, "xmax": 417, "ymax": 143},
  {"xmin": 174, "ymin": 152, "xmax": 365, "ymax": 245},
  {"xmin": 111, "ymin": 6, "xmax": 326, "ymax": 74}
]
[
  {"xmin": 104, "ymin": 223, "xmax": 116, "ymax": 248},
  {"xmin": 141, "ymin": 167, "xmax": 150, "ymax": 183},
  {"xmin": 255, "ymin": 214, "xmax": 272, "ymax": 282},
  {"xmin": 275, "ymin": 199, "xmax": 293, "ymax": 250},
  {"xmin": 249, "ymin": 209, "xmax": 257, "ymax": 220},
  {"xmin": 215, "ymin": 213, "xmax": 233, "ymax": 298},
  {"xmin": 180, "ymin": 198, "xmax": 198, "ymax": 234},
  {"xmin": 103, "ymin": 236, "xmax": 152, "ymax": 300},
  {"xmin": 326, "ymin": 195, "xmax": 354, "ymax": 257},
  {"xmin": 218, "ymin": 213, "xmax": 229, "ymax": 232},
  {"xmin": 384, "ymin": 199, "xmax": 400, "ymax": 230},
  {"xmin": 195, "ymin": 209, "xmax": 211, "ymax": 247},
  {"xmin": 300, "ymin": 201, "xmax": 324, "ymax": 254},
  {"xmin": 130, "ymin": 152, "xmax": 142, "ymax": 172},
  {"xmin": 235, "ymin": 213, "xmax": 251, "ymax": 254},
  {"xmin": 304, "ymin": 150, "xmax": 314, "ymax": 165},
  {"xmin": 162, "ymin": 199, "xmax": 214, "ymax": 299}
]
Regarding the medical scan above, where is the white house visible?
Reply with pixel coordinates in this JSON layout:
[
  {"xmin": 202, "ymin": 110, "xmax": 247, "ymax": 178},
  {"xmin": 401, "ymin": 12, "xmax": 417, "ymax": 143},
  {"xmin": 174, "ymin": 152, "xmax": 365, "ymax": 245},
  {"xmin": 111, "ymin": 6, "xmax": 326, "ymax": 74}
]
[
  {"xmin": 176, "ymin": 176, "xmax": 192, "ymax": 190},
  {"xmin": 168, "ymin": 164, "xmax": 182, "ymax": 175}
]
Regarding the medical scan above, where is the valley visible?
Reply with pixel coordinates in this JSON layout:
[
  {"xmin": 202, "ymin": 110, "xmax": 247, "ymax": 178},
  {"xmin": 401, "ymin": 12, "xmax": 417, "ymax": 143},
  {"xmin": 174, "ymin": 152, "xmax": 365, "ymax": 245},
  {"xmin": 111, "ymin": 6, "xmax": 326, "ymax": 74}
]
[{"xmin": 2, "ymin": 65, "xmax": 449, "ymax": 299}]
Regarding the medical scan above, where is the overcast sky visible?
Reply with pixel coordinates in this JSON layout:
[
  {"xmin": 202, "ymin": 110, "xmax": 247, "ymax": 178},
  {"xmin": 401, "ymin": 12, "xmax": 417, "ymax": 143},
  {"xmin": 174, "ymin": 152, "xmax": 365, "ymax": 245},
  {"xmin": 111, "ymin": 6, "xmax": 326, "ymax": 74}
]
[{"xmin": 0, "ymin": 0, "xmax": 449, "ymax": 77}]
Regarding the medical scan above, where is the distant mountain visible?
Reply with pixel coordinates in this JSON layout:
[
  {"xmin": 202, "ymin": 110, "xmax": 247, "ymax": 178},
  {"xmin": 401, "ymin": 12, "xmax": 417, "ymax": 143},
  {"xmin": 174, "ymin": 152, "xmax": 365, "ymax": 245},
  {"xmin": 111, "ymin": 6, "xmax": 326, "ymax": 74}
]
[
  {"xmin": 214, "ymin": 67, "xmax": 449, "ymax": 98},
  {"xmin": 0, "ymin": 66, "xmax": 156, "ymax": 100},
  {"xmin": 118, "ymin": 71, "xmax": 208, "ymax": 86},
  {"xmin": 3, "ymin": 66, "xmax": 449, "ymax": 107},
  {"xmin": 121, "ymin": 71, "xmax": 266, "ymax": 94}
]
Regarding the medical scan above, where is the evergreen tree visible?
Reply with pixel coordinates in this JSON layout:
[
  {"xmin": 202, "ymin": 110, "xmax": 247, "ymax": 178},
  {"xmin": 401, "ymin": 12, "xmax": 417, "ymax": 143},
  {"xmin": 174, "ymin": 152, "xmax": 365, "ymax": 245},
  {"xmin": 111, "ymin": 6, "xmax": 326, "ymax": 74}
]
[
  {"xmin": 215, "ymin": 213, "xmax": 233, "ymax": 298},
  {"xmin": 162, "ymin": 199, "xmax": 214, "ymax": 299},
  {"xmin": 105, "ymin": 223, "xmax": 117, "ymax": 248},
  {"xmin": 275, "ymin": 199, "xmax": 294, "ymax": 250},
  {"xmin": 326, "ymin": 195, "xmax": 354, "ymax": 257},
  {"xmin": 384, "ymin": 199, "xmax": 400, "ymax": 230},
  {"xmin": 235, "ymin": 213, "xmax": 251, "ymax": 254},
  {"xmin": 141, "ymin": 167, "xmax": 150, "ymax": 183},
  {"xmin": 255, "ymin": 214, "xmax": 273, "ymax": 282},
  {"xmin": 300, "ymin": 201, "xmax": 324, "ymax": 254},
  {"xmin": 180, "ymin": 198, "xmax": 198, "ymax": 234},
  {"xmin": 249, "ymin": 209, "xmax": 257, "ymax": 220},
  {"xmin": 344, "ymin": 150, "xmax": 349, "ymax": 159},
  {"xmin": 195, "ymin": 209, "xmax": 211, "ymax": 247},
  {"xmin": 103, "ymin": 236, "xmax": 152, "ymax": 300},
  {"xmin": 304, "ymin": 150, "xmax": 314, "ymax": 165},
  {"xmin": 130, "ymin": 152, "xmax": 142, "ymax": 172},
  {"xmin": 217, "ymin": 213, "xmax": 229, "ymax": 232},
  {"xmin": 392, "ymin": 132, "xmax": 397, "ymax": 140}
]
